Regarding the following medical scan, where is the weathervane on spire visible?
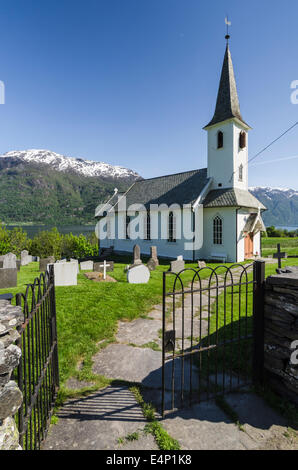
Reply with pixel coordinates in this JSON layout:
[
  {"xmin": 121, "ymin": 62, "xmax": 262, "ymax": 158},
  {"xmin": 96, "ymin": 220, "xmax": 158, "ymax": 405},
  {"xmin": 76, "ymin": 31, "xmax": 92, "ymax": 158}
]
[{"xmin": 225, "ymin": 16, "xmax": 231, "ymax": 43}]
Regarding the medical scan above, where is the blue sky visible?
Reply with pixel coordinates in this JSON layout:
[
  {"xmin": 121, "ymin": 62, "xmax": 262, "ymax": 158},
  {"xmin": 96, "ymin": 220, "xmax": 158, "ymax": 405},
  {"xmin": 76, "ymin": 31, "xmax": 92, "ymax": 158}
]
[{"xmin": 0, "ymin": 0, "xmax": 298, "ymax": 188}]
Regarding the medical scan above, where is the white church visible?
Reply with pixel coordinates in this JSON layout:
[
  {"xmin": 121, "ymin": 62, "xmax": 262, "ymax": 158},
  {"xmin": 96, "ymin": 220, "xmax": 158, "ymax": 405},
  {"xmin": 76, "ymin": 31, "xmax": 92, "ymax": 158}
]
[{"xmin": 96, "ymin": 39, "xmax": 266, "ymax": 263}]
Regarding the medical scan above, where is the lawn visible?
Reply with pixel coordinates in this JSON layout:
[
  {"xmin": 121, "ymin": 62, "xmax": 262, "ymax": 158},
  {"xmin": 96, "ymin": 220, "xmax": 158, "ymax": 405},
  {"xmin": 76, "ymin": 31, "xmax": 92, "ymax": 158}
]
[
  {"xmin": 3, "ymin": 256, "xmax": 298, "ymax": 388},
  {"xmin": 2, "ymin": 259, "xmax": 241, "ymax": 386},
  {"xmin": 261, "ymin": 236, "xmax": 298, "ymax": 257}
]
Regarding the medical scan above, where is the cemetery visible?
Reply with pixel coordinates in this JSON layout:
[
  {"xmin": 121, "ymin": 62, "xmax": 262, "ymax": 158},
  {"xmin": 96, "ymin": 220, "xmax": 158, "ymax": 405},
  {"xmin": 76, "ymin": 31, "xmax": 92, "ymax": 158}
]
[{"xmin": 0, "ymin": 242, "xmax": 297, "ymax": 450}]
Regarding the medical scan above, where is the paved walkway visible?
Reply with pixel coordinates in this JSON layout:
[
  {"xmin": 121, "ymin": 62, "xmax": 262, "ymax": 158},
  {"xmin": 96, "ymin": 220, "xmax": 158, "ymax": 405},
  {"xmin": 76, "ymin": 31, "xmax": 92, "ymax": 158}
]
[{"xmin": 43, "ymin": 261, "xmax": 298, "ymax": 450}]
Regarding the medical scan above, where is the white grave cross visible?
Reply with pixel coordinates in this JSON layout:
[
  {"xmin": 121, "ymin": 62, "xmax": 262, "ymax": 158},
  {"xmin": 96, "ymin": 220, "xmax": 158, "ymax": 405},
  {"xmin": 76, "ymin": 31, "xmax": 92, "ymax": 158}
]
[{"xmin": 99, "ymin": 260, "xmax": 111, "ymax": 280}]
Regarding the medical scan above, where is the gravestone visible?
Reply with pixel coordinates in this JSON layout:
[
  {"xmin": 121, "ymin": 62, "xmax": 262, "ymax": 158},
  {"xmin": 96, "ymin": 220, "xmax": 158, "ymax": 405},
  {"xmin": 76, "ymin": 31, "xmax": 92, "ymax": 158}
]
[
  {"xmin": 2, "ymin": 253, "xmax": 16, "ymax": 269},
  {"xmin": 0, "ymin": 268, "xmax": 17, "ymax": 288},
  {"xmin": 80, "ymin": 260, "xmax": 94, "ymax": 271},
  {"xmin": 132, "ymin": 244, "xmax": 142, "ymax": 266},
  {"xmin": 48, "ymin": 262, "xmax": 77, "ymax": 286},
  {"xmin": 56, "ymin": 259, "xmax": 67, "ymax": 263},
  {"xmin": 147, "ymin": 246, "xmax": 159, "ymax": 271},
  {"xmin": 16, "ymin": 260, "xmax": 21, "ymax": 271},
  {"xmin": 70, "ymin": 258, "xmax": 80, "ymax": 274},
  {"xmin": 39, "ymin": 257, "xmax": 55, "ymax": 272},
  {"xmin": 20, "ymin": 250, "xmax": 32, "ymax": 266},
  {"xmin": 94, "ymin": 261, "xmax": 114, "ymax": 274},
  {"xmin": 273, "ymin": 243, "xmax": 288, "ymax": 269},
  {"xmin": 198, "ymin": 260, "xmax": 207, "ymax": 269},
  {"xmin": 170, "ymin": 256, "xmax": 185, "ymax": 274},
  {"xmin": 127, "ymin": 264, "xmax": 150, "ymax": 284}
]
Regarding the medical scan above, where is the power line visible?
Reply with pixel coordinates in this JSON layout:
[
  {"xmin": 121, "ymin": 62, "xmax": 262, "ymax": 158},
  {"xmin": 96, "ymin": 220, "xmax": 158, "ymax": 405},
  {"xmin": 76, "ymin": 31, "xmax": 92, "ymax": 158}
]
[
  {"xmin": 248, "ymin": 121, "xmax": 298, "ymax": 165},
  {"xmin": 229, "ymin": 120, "xmax": 298, "ymax": 181}
]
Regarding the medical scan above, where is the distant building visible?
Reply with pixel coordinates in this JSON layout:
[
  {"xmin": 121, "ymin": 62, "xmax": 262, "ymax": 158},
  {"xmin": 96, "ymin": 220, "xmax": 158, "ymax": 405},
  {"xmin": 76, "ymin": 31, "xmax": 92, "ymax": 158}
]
[{"xmin": 96, "ymin": 39, "xmax": 266, "ymax": 262}]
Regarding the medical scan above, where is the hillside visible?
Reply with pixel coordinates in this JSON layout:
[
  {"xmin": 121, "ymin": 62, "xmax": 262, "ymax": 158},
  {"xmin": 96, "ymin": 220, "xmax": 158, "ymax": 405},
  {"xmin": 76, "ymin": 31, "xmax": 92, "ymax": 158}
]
[
  {"xmin": 0, "ymin": 150, "xmax": 140, "ymax": 224},
  {"xmin": 0, "ymin": 149, "xmax": 297, "ymax": 227},
  {"xmin": 250, "ymin": 187, "xmax": 298, "ymax": 227}
]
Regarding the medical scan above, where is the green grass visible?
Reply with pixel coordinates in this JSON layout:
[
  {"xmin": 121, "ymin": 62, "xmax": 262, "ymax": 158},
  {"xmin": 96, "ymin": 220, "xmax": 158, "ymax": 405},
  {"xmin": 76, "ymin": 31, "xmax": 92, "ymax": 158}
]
[
  {"xmin": 4, "ymin": 259, "xmax": 239, "ymax": 386},
  {"xmin": 261, "ymin": 237, "xmax": 298, "ymax": 257},
  {"xmin": 130, "ymin": 386, "xmax": 180, "ymax": 450}
]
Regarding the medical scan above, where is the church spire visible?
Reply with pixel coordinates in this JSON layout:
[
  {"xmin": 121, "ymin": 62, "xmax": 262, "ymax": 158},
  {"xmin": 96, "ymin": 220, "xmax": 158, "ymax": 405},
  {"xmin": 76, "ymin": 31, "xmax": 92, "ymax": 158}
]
[{"xmin": 204, "ymin": 43, "xmax": 250, "ymax": 129}]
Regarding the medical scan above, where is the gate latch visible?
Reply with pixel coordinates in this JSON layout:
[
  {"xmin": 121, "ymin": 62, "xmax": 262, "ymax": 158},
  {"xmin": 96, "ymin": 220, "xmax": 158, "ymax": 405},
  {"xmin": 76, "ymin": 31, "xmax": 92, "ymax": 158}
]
[{"xmin": 164, "ymin": 330, "xmax": 175, "ymax": 352}]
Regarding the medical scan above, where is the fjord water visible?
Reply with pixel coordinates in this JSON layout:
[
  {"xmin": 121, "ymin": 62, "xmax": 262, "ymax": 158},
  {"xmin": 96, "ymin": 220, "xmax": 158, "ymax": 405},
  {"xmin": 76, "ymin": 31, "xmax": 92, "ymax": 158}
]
[{"xmin": 6, "ymin": 225, "xmax": 95, "ymax": 239}]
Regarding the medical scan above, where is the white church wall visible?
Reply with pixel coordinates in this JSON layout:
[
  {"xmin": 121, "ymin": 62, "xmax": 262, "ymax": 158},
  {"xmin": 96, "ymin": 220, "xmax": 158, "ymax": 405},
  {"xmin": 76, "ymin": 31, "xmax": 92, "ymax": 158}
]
[
  {"xmin": 237, "ymin": 209, "xmax": 249, "ymax": 262},
  {"xmin": 199, "ymin": 207, "xmax": 237, "ymax": 262},
  {"xmin": 206, "ymin": 120, "xmax": 248, "ymax": 191},
  {"xmin": 253, "ymin": 231, "xmax": 261, "ymax": 257},
  {"xmin": 99, "ymin": 207, "xmax": 195, "ymax": 261},
  {"xmin": 232, "ymin": 122, "xmax": 248, "ymax": 191}
]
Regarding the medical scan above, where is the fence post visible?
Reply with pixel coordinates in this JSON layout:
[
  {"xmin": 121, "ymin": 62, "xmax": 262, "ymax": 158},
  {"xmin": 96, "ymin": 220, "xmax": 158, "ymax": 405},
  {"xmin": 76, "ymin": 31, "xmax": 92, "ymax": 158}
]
[
  {"xmin": 252, "ymin": 260, "xmax": 265, "ymax": 387},
  {"xmin": 48, "ymin": 264, "xmax": 59, "ymax": 390}
]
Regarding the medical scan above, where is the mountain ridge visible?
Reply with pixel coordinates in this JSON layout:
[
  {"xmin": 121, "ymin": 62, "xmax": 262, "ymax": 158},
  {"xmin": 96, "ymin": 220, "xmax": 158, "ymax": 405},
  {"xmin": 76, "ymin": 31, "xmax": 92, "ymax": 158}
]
[{"xmin": 0, "ymin": 149, "xmax": 296, "ymax": 227}]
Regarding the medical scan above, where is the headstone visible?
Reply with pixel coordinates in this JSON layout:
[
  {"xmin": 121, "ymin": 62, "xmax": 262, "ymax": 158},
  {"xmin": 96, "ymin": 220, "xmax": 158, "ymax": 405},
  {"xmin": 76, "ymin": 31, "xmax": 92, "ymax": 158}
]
[
  {"xmin": 0, "ymin": 268, "xmax": 17, "ymax": 288},
  {"xmin": 20, "ymin": 250, "xmax": 32, "ymax": 266},
  {"xmin": 273, "ymin": 243, "xmax": 288, "ymax": 269},
  {"xmin": 127, "ymin": 264, "xmax": 150, "ymax": 284},
  {"xmin": 80, "ymin": 260, "xmax": 94, "ymax": 271},
  {"xmin": 170, "ymin": 257, "xmax": 185, "ymax": 273},
  {"xmin": 147, "ymin": 246, "xmax": 159, "ymax": 271},
  {"xmin": 132, "ymin": 244, "xmax": 142, "ymax": 266},
  {"xmin": 39, "ymin": 257, "xmax": 55, "ymax": 272},
  {"xmin": 198, "ymin": 260, "xmax": 207, "ymax": 269},
  {"xmin": 48, "ymin": 262, "xmax": 77, "ymax": 286},
  {"xmin": 16, "ymin": 260, "xmax": 21, "ymax": 271},
  {"xmin": 70, "ymin": 258, "xmax": 80, "ymax": 274},
  {"xmin": 94, "ymin": 261, "xmax": 114, "ymax": 275},
  {"xmin": 2, "ymin": 253, "xmax": 16, "ymax": 269},
  {"xmin": 56, "ymin": 259, "xmax": 67, "ymax": 263}
]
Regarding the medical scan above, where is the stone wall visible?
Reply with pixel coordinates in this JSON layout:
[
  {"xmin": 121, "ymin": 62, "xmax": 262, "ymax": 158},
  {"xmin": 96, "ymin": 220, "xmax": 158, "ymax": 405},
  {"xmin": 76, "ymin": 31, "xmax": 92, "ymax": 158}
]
[
  {"xmin": 264, "ymin": 268, "xmax": 298, "ymax": 405},
  {"xmin": 0, "ymin": 300, "xmax": 23, "ymax": 450}
]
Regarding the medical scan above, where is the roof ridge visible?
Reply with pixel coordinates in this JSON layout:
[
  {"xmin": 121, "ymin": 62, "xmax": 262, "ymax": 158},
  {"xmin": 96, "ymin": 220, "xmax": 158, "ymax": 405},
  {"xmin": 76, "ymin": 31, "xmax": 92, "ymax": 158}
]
[{"xmin": 138, "ymin": 167, "xmax": 207, "ymax": 183}]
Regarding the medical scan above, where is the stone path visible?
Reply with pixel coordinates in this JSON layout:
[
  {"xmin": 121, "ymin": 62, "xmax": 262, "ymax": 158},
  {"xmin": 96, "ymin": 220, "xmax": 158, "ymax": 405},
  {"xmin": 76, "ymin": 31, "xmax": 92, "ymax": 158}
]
[{"xmin": 44, "ymin": 260, "xmax": 298, "ymax": 450}]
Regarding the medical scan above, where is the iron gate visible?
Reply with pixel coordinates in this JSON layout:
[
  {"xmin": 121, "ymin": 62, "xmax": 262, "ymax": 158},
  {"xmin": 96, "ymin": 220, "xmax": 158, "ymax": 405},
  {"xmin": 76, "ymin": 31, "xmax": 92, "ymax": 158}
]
[
  {"xmin": 161, "ymin": 260, "xmax": 265, "ymax": 417},
  {"xmin": 15, "ymin": 264, "xmax": 59, "ymax": 449}
]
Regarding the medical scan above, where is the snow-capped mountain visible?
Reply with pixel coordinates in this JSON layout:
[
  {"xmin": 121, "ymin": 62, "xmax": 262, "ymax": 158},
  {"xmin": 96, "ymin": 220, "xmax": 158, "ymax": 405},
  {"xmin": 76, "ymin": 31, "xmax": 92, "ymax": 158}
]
[
  {"xmin": 0, "ymin": 149, "xmax": 140, "ymax": 180},
  {"xmin": 250, "ymin": 186, "xmax": 298, "ymax": 226}
]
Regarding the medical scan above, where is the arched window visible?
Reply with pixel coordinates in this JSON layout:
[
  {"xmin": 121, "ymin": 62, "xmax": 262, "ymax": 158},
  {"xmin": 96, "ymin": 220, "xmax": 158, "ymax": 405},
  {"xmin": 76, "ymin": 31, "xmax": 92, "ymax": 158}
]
[
  {"xmin": 168, "ymin": 211, "xmax": 176, "ymax": 242},
  {"xmin": 239, "ymin": 131, "xmax": 246, "ymax": 149},
  {"xmin": 213, "ymin": 215, "xmax": 223, "ymax": 245},
  {"xmin": 125, "ymin": 215, "xmax": 130, "ymax": 239},
  {"xmin": 239, "ymin": 164, "xmax": 243, "ymax": 182},
  {"xmin": 144, "ymin": 210, "xmax": 151, "ymax": 240},
  {"xmin": 217, "ymin": 131, "xmax": 223, "ymax": 149}
]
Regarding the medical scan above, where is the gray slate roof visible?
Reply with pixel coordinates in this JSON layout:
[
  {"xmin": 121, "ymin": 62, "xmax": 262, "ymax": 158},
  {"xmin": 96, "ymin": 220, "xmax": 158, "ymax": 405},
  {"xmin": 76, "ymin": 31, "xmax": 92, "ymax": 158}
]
[
  {"xmin": 113, "ymin": 168, "xmax": 209, "ymax": 209},
  {"xmin": 202, "ymin": 187, "xmax": 266, "ymax": 210},
  {"xmin": 204, "ymin": 45, "xmax": 249, "ymax": 129}
]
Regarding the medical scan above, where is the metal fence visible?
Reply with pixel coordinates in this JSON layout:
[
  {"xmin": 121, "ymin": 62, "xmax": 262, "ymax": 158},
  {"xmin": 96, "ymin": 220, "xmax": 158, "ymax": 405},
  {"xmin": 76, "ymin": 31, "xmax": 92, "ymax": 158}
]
[
  {"xmin": 15, "ymin": 264, "xmax": 59, "ymax": 450},
  {"xmin": 161, "ymin": 261, "xmax": 265, "ymax": 417}
]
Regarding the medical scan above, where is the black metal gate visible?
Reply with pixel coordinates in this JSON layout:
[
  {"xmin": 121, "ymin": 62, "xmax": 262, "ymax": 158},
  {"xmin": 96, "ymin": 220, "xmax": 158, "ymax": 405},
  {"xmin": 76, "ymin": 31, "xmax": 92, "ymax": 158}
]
[
  {"xmin": 15, "ymin": 264, "xmax": 59, "ymax": 449},
  {"xmin": 161, "ymin": 261, "xmax": 265, "ymax": 417}
]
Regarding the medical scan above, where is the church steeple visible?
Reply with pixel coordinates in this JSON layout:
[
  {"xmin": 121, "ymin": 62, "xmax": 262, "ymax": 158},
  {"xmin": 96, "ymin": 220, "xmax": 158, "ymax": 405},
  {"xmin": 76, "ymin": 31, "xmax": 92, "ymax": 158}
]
[{"xmin": 204, "ymin": 44, "xmax": 250, "ymax": 130}]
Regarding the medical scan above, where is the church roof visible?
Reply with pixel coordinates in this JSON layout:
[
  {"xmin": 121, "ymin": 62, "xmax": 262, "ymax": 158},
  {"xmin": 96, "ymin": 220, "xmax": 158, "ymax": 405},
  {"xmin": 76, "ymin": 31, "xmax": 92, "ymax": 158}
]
[
  {"xmin": 109, "ymin": 168, "xmax": 266, "ymax": 212},
  {"xmin": 202, "ymin": 187, "xmax": 266, "ymax": 210},
  {"xmin": 204, "ymin": 45, "xmax": 250, "ymax": 129},
  {"xmin": 112, "ymin": 168, "xmax": 209, "ymax": 210}
]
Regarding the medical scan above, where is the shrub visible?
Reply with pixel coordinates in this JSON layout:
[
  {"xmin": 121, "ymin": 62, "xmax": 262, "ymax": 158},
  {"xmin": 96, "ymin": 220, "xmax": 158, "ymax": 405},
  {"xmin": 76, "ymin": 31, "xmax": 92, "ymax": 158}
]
[
  {"xmin": 61, "ymin": 233, "xmax": 98, "ymax": 259},
  {"xmin": 30, "ymin": 228, "xmax": 62, "ymax": 258}
]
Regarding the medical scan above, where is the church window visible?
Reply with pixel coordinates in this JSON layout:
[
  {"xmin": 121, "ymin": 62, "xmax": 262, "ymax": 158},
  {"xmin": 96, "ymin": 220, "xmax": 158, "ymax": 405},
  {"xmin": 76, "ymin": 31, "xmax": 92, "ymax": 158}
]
[
  {"xmin": 239, "ymin": 131, "xmax": 246, "ymax": 149},
  {"xmin": 239, "ymin": 164, "xmax": 243, "ymax": 182},
  {"xmin": 144, "ymin": 210, "xmax": 151, "ymax": 240},
  {"xmin": 168, "ymin": 212, "xmax": 176, "ymax": 242},
  {"xmin": 213, "ymin": 215, "xmax": 223, "ymax": 245},
  {"xmin": 126, "ymin": 215, "xmax": 130, "ymax": 239},
  {"xmin": 217, "ymin": 131, "xmax": 223, "ymax": 149}
]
